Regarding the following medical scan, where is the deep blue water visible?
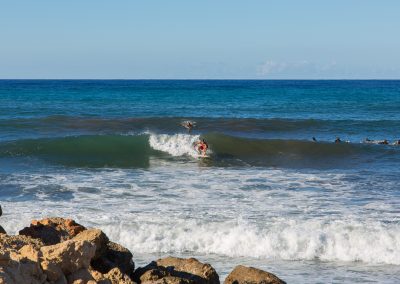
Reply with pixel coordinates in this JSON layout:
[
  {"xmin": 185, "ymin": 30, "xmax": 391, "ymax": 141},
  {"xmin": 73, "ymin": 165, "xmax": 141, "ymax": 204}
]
[{"xmin": 1, "ymin": 80, "xmax": 400, "ymax": 283}]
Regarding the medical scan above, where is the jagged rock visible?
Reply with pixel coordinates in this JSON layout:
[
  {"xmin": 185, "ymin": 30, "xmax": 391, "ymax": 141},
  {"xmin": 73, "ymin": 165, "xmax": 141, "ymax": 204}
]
[
  {"xmin": 91, "ymin": 241, "xmax": 134, "ymax": 275},
  {"xmin": 105, "ymin": 267, "xmax": 135, "ymax": 284},
  {"xmin": 0, "ymin": 226, "xmax": 6, "ymax": 235},
  {"xmin": 0, "ymin": 249, "xmax": 47, "ymax": 284},
  {"xmin": 134, "ymin": 257, "xmax": 219, "ymax": 284},
  {"xmin": 67, "ymin": 268, "xmax": 96, "ymax": 284},
  {"xmin": 90, "ymin": 267, "xmax": 135, "ymax": 284},
  {"xmin": 72, "ymin": 229, "xmax": 109, "ymax": 260},
  {"xmin": 19, "ymin": 217, "xmax": 86, "ymax": 245},
  {"xmin": 224, "ymin": 265, "xmax": 286, "ymax": 284},
  {"xmin": 0, "ymin": 234, "xmax": 44, "ymax": 251},
  {"xmin": 40, "ymin": 239, "xmax": 96, "ymax": 281}
]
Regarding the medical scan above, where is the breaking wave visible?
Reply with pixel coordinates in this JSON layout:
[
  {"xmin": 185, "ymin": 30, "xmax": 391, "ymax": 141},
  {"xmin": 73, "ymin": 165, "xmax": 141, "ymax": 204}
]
[{"xmin": 0, "ymin": 133, "xmax": 399, "ymax": 168}]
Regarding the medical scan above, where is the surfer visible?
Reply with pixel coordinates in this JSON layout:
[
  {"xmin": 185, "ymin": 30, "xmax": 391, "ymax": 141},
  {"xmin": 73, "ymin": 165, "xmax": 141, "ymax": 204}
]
[
  {"xmin": 181, "ymin": 121, "xmax": 195, "ymax": 132},
  {"xmin": 335, "ymin": 137, "xmax": 341, "ymax": 143},
  {"xmin": 194, "ymin": 139, "xmax": 208, "ymax": 157},
  {"xmin": 312, "ymin": 137, "xmax": 317, "ymax": 142}
]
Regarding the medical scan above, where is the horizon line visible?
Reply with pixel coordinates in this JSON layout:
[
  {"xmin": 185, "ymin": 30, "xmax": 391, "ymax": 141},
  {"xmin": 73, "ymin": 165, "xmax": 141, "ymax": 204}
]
[{"xmin": 1, "ymin": 78, "xmax": 400, "ymax": 81}]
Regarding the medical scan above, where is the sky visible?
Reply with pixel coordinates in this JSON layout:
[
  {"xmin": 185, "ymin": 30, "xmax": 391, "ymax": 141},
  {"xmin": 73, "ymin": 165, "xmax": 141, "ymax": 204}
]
[{"xmin": 0, "ymin": 0, "xmax": 399, "ymax": 79}]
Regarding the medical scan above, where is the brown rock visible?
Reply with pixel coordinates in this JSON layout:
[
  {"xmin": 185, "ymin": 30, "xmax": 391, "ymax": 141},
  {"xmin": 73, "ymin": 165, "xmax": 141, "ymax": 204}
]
[
  {"xmin": 0, "ymin": 249, "xmax": 47, "ymax": 284},
  {"xmin": 224, "ymin": 265, "xmax": 285, "ymax": 284},
  {"xmin": 67, "ymin": 268, "xmax": 96, "ymax": 284},
  {"xmin": 19, "ymin": 217, "xmax": 86, "ymax": 245},
  {"xmin": 19, "ymin": 245, "xmax": 41, "ymax": 263},
  {"xmin": 134, "ymin": 257, "xmax": 219, "ymax": 284},
  {"xmin": 72, "ymin": 229, "xmax": 109, "ymax": 260},
  {"xmin": 40, "ymin": 239, "xmax": 96, "ymax": 281},
  {"xmin": 91, "ymin": 241, "xmax": 134, "ymax": 275},
  {"xmin": 105, "ymin": 267, "xmax": 135, "ymax": 284},
  {"xmin": 0, "ymin": 234, "xmax": 44, "ymax": 252}
]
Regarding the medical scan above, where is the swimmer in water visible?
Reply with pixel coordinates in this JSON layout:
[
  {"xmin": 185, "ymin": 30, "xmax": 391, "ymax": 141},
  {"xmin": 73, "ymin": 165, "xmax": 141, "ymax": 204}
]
[
  {"xmin": 181, "ymin": 121, "xmax": 195, "ymax": 132},
  {"xmin": 312, "ymin": 137, "xmax": 317, "ymax": 142},
  {"xmin": 194, "ymin": 139, "xmax": 208, "ymax": 157},
  {"xmin": 335, "ymin": 137, "xmax": 341, "ymax": 143}
]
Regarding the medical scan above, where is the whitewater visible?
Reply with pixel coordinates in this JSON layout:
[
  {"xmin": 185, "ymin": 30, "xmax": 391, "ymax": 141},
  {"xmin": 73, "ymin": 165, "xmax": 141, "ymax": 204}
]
[{"xmin": 1, "ymin": 80, "xmax": 400, "ymax": 283}]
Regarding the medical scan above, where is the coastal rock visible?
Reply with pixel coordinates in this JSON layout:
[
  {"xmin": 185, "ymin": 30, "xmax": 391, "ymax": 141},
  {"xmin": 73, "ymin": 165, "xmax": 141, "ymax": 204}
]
[
  {"xmin": 72, "ymin": 228, "xmax": 109, "ymax": 260},
  {"xmin": 0, "ymin": 218, "xmax": 138, "ymax": 284},
  {"xmin": 91, "ymin": 241, "xmax": 135, "ymax": 275},
  {"xmin": 89, "ymin": 267, "xmax": 135, "ymax": 284},
  {"xmin": 66, "ymin": 268, "xmax": 96, "ymax": 284},
  {"xmin": 224, "ymin": 265, "xmax": 286, "ymax": 284},
  {"xmin": 0, "ymin": 234, "xmax": 44, "ymax": 252},
  {"xmin": 134, "ymin": 257, "xmax": 219, "ymax": 284},
  {"xmin": 19, "ymin": 217, "xmax": 86, "ymax": 245},
  {"xmin": 0, "ymin": 249, "xmax": 47, "ymax": 284},
  {"xmin": 40, "ymin": 239, "xmax": 96, "ymax": 281},
  {"xmin": 0, "ymin": 205, "xmax": 6, "ymax": 234},
  {"xmin": 105, "ymin": 267, "xmax": 136, "ymax": 284}
]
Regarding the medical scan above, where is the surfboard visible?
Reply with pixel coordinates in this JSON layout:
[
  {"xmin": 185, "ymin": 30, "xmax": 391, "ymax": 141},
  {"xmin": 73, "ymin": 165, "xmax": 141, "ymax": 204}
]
[{"xmin": 195, "ymin": 154, "xmax": 210, "ymax": 158}]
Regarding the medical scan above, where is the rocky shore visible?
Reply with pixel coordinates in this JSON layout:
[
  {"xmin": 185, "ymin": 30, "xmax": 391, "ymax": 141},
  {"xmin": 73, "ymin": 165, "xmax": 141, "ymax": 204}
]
[{"xmin": 0, "ymin": 213, "xmax": 285, "ymax": 284}]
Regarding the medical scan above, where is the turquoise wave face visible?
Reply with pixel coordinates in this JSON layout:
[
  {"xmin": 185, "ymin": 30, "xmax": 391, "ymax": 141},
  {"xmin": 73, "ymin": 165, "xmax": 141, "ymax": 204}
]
[{"xmin": 1, "ymin": 133, "xmax": 399, "ymax": 169}]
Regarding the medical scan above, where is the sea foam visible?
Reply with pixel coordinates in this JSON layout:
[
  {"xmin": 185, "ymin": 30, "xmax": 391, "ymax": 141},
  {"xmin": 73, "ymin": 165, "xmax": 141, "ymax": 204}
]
[{"xmin": 149, "ymin": 133, "xmax": 201, "ymax": 158}]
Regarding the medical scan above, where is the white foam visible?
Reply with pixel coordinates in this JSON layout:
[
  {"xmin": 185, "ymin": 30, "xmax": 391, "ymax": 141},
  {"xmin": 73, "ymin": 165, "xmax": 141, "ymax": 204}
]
[
  {"xmin": 101, "ymin": 217, "xmax": 400, "ymax": 265},
  {"xmin": 149, "ymin": 133, "xmax": 201, "ymax": 158},
  {"xmin": 1, "ymin": 167, "xmax": 400, "ymax": 267}
]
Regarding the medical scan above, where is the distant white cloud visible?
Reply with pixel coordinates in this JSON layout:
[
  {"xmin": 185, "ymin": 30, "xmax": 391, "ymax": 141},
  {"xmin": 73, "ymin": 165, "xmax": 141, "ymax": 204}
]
[{"xmin": 257, "ymin": 59, "xmax": 338, "ymax": 78}]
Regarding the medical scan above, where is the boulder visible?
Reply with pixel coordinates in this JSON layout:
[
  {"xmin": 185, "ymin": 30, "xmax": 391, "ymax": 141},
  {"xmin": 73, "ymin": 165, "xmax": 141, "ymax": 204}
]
[
  {"xmin": 224, "ymin": 265, "xmax": 285, "ymax": 284},
  {"xmin": 19, "ymin": 217, "xmax": 86, "ymax": 245},
  {"xmin": 0, "ymin": 205, "xmax": 5, "ymax": 234},
  {"xmin": 134, "ymin": 257, "xmax": 219, "ymax": 284},
  {"xmin": 91, "ymin": 241, "xmax": 134, "ymax": 275},
  {"xmin": 0, "ymin": 249, "xmax": 47, "ymax": 284},
  {"xmin": 40, "ymin": 239, "xmax": 96, "ymax": 281},
  {"xmin": 72, "ymin": 229, "xmax": 109, "ymax": 260}
]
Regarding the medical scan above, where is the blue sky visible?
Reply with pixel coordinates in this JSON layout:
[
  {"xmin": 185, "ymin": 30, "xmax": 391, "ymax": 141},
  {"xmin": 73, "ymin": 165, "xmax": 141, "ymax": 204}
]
[{"xmin": 1, "ymin": 1, "xmax": 399, "ymax": 79}]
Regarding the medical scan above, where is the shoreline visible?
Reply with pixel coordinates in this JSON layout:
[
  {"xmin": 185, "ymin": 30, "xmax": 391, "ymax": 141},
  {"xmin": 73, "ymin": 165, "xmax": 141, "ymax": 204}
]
[{"xmin": 0, "ymin": 215, "xmax": 286, "ymax": 284}]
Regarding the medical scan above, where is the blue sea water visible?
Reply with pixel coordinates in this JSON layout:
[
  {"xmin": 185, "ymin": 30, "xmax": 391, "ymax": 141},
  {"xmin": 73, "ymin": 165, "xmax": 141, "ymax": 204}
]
[{"xmin": 0, "ymin": 80, "xmax": 399, "ymax": 283}]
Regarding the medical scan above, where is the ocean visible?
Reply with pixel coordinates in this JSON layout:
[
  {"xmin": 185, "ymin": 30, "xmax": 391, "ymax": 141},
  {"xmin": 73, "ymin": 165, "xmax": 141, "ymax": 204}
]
[{"xmin": 0, "ymin": 80, "xmax": 399, "ymax": 283}]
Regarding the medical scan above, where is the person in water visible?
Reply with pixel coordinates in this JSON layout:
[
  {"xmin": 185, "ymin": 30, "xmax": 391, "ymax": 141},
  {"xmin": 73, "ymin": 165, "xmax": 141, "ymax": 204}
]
[
  {"xmin": 181, "ymin": 121, "xmax": 195, "ymax": 132},
  {"xmin": 312, "ymin": 137, "xmax": 317, "ymax": 142},
  {"xmin": 194, "ymin": 139, "xmax": 208, "ymax": 156},
  {"xmin": 378, "ymin": 139, "xmax": 389, "ymax": 145},
  {"xmin": 335, "ymin": 137, "xmax": 341, "ymax": 143}
]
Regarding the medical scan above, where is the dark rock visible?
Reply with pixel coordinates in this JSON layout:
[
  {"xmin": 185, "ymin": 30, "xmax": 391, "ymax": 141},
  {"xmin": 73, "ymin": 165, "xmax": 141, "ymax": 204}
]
[
  {"xmin": 134, "ymin": 257, "xmax": 219, "ymax": 284},
  {"xmin": 91, "ymin": 241, "xmax": 135, "ymax": 275}
]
